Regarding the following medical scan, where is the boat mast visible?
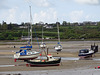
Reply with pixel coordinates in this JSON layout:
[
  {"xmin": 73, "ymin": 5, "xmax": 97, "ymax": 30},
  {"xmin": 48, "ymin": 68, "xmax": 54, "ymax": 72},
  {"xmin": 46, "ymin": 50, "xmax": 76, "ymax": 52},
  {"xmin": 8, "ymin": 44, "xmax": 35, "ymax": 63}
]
[
  {"xmin": 57, "ymin": 18, "xmax": 60, "ymax": 43},
  {"xmin": 30, "ymin": 6, "xmax": 33, "ymax": 45},
  {"xmin": 42, "ymin": 26, "xmax": 43, "ymax": 43}
]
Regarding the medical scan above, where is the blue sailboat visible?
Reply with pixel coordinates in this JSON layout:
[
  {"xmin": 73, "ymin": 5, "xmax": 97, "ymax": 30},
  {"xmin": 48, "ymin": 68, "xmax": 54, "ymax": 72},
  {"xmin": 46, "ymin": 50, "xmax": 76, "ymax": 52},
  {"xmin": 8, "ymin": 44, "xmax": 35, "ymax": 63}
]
[{"xmin": 14, "ymin": 6, "xmax": 40, "ymax": 60}]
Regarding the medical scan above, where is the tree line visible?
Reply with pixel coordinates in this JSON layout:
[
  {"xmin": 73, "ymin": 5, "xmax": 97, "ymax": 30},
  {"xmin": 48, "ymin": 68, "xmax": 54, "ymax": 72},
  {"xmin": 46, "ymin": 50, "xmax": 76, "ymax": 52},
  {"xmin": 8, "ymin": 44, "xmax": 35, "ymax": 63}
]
[{"xmin": 0, "ymin": 21, "xmax": 100, "ymax": 40}]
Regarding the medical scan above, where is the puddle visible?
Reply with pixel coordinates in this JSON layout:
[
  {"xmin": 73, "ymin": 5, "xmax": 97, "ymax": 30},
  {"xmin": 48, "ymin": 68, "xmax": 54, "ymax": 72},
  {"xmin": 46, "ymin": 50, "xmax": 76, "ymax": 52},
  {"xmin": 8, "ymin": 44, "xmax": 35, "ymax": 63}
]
[
  {"xmin": 0, "ymin": 55, "xmax": 13, "ymax": 58},
  {"xmin": 0, "ymin": 64, "xmax": 27, "ymax": 67},
  {"xmin": 61, "ymin": 57, "xmax": 79, "ymax": 60},
  {"xmin": 0, "ymin": 65, "xmax": 15, "ymax": 67}
]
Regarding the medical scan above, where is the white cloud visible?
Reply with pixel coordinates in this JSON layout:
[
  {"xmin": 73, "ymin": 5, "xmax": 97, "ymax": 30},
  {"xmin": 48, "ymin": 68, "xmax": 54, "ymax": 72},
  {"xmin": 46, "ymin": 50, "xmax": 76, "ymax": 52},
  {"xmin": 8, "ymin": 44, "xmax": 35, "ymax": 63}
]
[
  {"xmin": 69, "ymin": 10, "xmax": 83, "ymax": 22},
  {"xmin": 75, "ymin": 0, "xmax": 100, "ymax": 5},
  {"xmin": 25, "ymin": 0, "xmax": 50, "ymax": 7},
  {"xmin": 0, "ymin": 7, "xmax": 19, "ymax": 23},
  {"xmin": 33, "ymin": 8, "xmax": 57, "ymax": 23},
  {"xmin": 19, "ymin": 12, "xmax": 29, "ymax": 23},
  {"xmin": 85, "ymin": 15, "xmax": 95, "ymax": 21},
  {"xmin": 6, "ymin": 7, "xmax": 17, "ymax": 23}
]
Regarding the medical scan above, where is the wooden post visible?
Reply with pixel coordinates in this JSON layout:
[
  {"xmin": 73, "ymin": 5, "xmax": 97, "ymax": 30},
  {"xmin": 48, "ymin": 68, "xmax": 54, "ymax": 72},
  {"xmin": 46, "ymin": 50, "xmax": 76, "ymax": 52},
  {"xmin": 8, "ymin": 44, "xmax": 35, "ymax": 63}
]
[{"xmin": 47, "ymin": 47, "xmax": 48, "ymax": 55}]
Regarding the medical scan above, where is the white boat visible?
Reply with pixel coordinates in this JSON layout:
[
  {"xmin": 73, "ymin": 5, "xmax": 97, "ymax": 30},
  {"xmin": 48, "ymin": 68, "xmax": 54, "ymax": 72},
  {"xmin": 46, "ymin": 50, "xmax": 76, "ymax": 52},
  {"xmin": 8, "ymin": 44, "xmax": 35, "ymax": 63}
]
[
  {"xmin": 14, "ymin": 49, "xmax": 40, "ymax": 60},
  {"xmin": 54, "ymin": 20, "xmax": 62, "ymax": 52},
  {"xmin": 40, "ymin": 27, "xmax": 47, "ymax": 49},
  {"xmin": 40, "ymin": 42, "xmax": 46, "ymax": 49},
  {"xmin": 54, "ymin": 43, "xmax": 62, "ymax": 52},
  {"xmin": 14, "ymin": 6, "xmax": 40, "ymax": 60}
]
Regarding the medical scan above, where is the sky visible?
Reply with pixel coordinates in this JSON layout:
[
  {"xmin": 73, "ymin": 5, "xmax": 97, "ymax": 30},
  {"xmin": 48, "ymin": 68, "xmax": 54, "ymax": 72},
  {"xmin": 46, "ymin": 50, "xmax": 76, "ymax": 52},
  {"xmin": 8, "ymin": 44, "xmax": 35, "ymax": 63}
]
[{"xmin": 0, "ymin": 0, "xmax": 100, "ymax": 24}]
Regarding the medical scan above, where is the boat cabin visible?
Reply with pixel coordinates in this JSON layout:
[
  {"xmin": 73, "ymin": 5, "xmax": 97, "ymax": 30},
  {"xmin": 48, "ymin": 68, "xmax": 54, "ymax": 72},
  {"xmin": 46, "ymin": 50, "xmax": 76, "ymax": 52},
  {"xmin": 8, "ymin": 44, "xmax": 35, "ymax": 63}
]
[
  {"xmin": 47, "ymin": 54, "xmax": 55, "ymax": 61},
  {"xmin": 79, "ymin": 49, "xmax": 89, "ymax": 53}
]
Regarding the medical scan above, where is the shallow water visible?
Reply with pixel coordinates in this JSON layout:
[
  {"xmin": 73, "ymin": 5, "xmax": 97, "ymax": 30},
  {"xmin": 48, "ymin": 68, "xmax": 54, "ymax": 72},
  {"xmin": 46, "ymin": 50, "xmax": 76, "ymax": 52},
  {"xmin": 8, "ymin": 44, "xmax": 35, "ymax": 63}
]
[
  {"xmin": 0, "ymin": 65, "xmax": 15, "ymax": 67},
  {"xmin": 1, "ymin": 55, "xmax": 100, "ymax": 61}
]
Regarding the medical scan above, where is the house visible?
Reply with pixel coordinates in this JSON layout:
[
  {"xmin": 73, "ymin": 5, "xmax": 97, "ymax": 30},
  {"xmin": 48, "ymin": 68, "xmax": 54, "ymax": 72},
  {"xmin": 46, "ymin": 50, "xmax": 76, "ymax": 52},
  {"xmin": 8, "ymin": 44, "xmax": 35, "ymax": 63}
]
[
  {"xmin": 21, "ymin": 36, "xmax": 31, "ymax": 40},
  {"xmin": 19, "ymin": 25, "xmax": 28, "ymax": 28}
]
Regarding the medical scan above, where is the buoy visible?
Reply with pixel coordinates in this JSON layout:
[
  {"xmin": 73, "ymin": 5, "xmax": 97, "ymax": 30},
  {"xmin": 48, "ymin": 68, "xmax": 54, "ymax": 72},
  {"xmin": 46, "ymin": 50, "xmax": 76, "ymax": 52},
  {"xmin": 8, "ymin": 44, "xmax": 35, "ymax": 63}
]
[
  {"xmin": 95, "ymin": 66, "xmax": 100, "ymax": 69},
  {"xmin": 40, "ymin": 54, "xmax": 42, "ymax": 56},
  {"xmin": 98, "ymin": 66, "xmax": 100, "ymax": 69},
  {"xmin": 26, "ymin": 64, "xmax": 29, "ymax": 67}
]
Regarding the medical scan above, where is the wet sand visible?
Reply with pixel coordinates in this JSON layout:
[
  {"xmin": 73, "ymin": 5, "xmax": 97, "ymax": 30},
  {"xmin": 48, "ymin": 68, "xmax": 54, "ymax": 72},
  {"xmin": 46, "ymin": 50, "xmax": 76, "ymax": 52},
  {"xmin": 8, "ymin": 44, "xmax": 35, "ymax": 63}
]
[{"xmin": 0, "ymin": 41, "xmax": 100, "ymax": 74}]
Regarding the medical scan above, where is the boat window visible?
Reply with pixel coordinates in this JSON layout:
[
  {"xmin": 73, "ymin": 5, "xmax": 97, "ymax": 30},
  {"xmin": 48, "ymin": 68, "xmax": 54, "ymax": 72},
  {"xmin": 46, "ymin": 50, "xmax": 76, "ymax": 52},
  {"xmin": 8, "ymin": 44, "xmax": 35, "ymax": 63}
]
[
  {"xmin": 79, "ymin": 49, "xmax": 89, "ymax": 53},
  {"xmin": 50, "ymin": 57, "xmax": 52, "ymax": 59}
]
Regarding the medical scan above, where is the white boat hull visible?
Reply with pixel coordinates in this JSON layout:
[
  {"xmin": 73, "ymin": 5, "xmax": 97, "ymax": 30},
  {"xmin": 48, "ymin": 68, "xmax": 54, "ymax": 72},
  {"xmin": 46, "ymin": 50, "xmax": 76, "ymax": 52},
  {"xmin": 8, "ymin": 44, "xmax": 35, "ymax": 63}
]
[
  {"xmin": 14, "ymin": 51, "xmax": 40, "ymax": 60},
  {"xmin": 55, "ymin": 45, "xmax": 62, "ymax": 51}
]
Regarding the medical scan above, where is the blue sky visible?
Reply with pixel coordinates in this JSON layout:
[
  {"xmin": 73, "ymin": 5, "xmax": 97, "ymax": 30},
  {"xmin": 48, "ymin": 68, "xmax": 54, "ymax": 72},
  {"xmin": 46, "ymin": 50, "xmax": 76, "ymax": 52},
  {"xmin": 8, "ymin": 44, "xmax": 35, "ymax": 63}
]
[{"xmin": 0, "ymin": 0, "xmax": 100, "ymax": 24}]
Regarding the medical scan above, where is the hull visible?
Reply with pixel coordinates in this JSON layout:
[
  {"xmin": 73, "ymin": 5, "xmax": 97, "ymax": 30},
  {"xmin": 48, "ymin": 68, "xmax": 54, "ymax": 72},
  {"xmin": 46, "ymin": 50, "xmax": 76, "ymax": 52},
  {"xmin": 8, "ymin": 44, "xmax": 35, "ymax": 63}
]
[
  {"xmin": 55, "ymin": 48, "xmax": 62, "ymax": 52},
  {"xmin": 14, "ymin": 53, "xmax": 39, "ymax": 60},
  {"xmin": 55, "ymin": 46, "xmax": 62, "ymax": 52},
  {"xmin": 78, "ymin": 53, "xmax": 94, "ymax": 59},
  {"xmin": 78, "ymin": 49, "xmax": 94, "ymax": 59},
  {"xmin": 25, "ymin": 58, "xmax": 61, "ymax": 67},
  {"xmin": 55, "ymin": 49, "xmax": 62, "ymax": 52},
  {"xmin": 26, "ymin": 63, "xmax": 59, "ymax": 67}
]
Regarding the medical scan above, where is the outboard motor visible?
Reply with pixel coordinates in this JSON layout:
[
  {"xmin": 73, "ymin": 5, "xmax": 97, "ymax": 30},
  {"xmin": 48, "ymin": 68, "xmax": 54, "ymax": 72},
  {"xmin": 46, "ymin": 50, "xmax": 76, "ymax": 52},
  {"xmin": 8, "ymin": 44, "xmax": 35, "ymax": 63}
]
[{"xmin": 91, "ymin": 43, "xmax": 98, "ymax": 53}]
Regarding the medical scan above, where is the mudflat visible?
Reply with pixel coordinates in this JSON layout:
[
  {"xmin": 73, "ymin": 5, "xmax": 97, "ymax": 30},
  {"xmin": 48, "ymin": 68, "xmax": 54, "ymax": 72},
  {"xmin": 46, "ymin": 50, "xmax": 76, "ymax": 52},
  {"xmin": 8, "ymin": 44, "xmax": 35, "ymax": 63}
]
[{"xmin": 0, "ymin": 41, "xmax": 100, "ymax": 73}]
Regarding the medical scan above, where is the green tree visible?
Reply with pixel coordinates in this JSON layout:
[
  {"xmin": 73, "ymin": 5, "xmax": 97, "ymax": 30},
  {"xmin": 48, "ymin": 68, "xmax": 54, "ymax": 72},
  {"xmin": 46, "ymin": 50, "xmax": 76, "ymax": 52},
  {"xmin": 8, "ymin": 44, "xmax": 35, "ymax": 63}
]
[
  {"xmin": 7, "ymin": 34, "xmax": 14, "ymax": 40},
  {"xmin": 62, "ymin": 21, "xmax": 67, "ymax": 26}
]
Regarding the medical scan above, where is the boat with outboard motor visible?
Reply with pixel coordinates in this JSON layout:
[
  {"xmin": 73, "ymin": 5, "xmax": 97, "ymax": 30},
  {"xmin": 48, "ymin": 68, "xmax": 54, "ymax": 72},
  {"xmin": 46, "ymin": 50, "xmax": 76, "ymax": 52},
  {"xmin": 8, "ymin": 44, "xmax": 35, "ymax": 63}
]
[
  {"xmin": 78, "ymin": 43, "xmax": 98, "ymax": 59},
  {"xmin": 78, "ymin": 49, "xmax": 94, "ymax": 59}
]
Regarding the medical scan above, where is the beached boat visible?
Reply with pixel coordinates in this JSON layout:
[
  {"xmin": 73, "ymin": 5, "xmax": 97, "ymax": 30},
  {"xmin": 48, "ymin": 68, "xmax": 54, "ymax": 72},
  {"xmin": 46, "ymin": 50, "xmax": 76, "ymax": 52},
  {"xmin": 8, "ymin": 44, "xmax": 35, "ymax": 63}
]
[
  {"xmin": 14, "ymin": 6, "xmax": 40, "ymax": 60},
  {"xmin": 40, "ymin": 27, "xmax": 46, "ymax": 49},
  {"xmin": 25, "ymin": 54, "xmax": 61, "ymax": 67},
  {"xmin": 78, "ymin": 43, "xmax": 98, "ymax": 59},
  {"xmin": 78, "ymin": 49, "xmax": 94, "ymax": 59},
  {"xmin": 25, "ymin": 48, "xmax": 61, "ymax": 67},
  {"xmin": 54, "ymin": 21, "xmax": 62, "ymax": 52},
  {"xmin": 40, "ymin": 42, "xmax": 46, "ymax": 49},
  {"xmin": 14, "ymin": 45, "xmax": 40, "ymax": 60}
]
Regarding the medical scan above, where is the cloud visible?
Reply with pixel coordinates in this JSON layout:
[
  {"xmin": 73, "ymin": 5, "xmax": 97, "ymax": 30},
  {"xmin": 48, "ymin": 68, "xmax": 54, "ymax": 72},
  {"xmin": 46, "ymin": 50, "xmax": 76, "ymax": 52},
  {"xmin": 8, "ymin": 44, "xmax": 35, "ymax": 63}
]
[
  {"xmin": 75, "ymin": 0, "xmax": 100, "ymax": 5},
  {"xmin": 69, "ymin": 10, "xmax": 83, "ymax": 22},
  {"xmin": 6, "ymin": 7, "xmax": 18, "ymax": 23},
  {"xmin": 85, "ymin": 15, "xmax": 96, "ymax": 21},
  {"xmin": 25, "ymin": 0, "xmax": 51, "ymax": 7},
  {"xmin": 0, "ymin": 7, "xmax": 18, "ymax": 23},
  {"xmin": 33, "ymin": 8, "xmax": 57, "ymax": 23}
]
